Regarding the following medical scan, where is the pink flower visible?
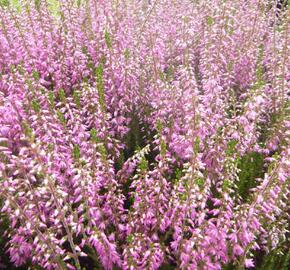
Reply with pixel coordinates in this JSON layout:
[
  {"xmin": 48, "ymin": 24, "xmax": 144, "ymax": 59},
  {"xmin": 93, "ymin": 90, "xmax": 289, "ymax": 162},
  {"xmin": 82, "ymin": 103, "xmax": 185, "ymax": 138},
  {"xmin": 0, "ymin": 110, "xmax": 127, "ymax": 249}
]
[{"xmin": 245, "ymin": 258, "xmax": 255, "ymax": 268}]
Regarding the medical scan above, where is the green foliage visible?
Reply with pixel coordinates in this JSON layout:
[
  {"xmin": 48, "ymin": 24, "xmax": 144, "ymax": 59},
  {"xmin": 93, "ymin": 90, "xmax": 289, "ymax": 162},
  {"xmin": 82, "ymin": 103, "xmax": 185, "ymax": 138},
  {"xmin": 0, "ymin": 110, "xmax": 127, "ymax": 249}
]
[
  {"xmin": 138, "ymin": 156, "xmax": 148, "ymax": 172},
  {"xmin": 172, "ymin": 167, "xmax": 183, "ymax": 185},
  {"xmin": 90, "ymin": 128, "xmax": 100, "ymax": 144},
  {"xmin": 159, "ymin": 65, "xmax": 174, "ymax": 82},
  {"xmin": 222, "ymin": 262, "xmax": 235, "ymax": 270},
  {"xmin": 34, "ymin": 0, "xmax": 41, "ymax": 10},
  {"xmin": 196, "ymin": 178, "xmax": 205, "ymax": 188},
  {"xmin": 48, "ymin": 91, "xmax": 55, "ymax": 108},
  {"xmin": 222, "ymin": 179, "xmax": 231, "ymax": 190},
  {"xmin": 0, "ymin": 0, "xmax": 9, "ymax": 8},
  {"xmin": 174, "ymin": 168, "xmax": 182, "ymax": 182},
  {"xmin": 156, "ymin": 119, "xmax": 163, "ymax": 134},
  {"xmin": 90, "ymin": 129, "xmax": 107, "ymax": 160},
  {"xmin": 194, "ymin": 136, "xmax": 200, "ymax": 154},
  {"xmin": 126, "ymin": 234, "xmax": 134, "ymax": 244},
  {"xmin": 47, "ymin": 0, "xmax": 60, "ymax": 17},
  {"xmin": 160, "ymin": 138, "xmax": 166, "ymax": 157},
  {"xmin": 47, "ymin": 143, "xmax": 54, "ymax": 152},
  {"xmin": 115, "ymin": 151, "xmax": 125, "ymax": 171},
  {"xmin": 237, "ymin": 152, "xmax": 264, "ymax": 201},
  {"xmin": 226, "ymin": 140, "xmax": 238, "ymax": 156},
  {"xmin": 159, "ymin": 70, "xmax": 166, "ymax": 82},
  {"xmin": 206, "ymin": 16, "xmax": 214, "ymax": 26},
  {"xmin": 98, "ymin": 144, "xmax": 107, "ymax": 161},
  {"xmin": 73, "ymin": 144, "xmax": 81, "ymax": 160},
  {"xmin": 268, "ymin": 153, "xmax": 280, "ymax": 174},
  {"xmin": 96, "ymin": 64, "xmax": 106, "ymax": 111},
  {"xmin": 100, "ymin": 55, "xmax": 107, "ymax": 65},
  {"xmin": 222, "ymin": 247, "xmax": 290, "ymax": 270},
  {"xmin": 73, "ymin": 91, "xmax": 81, "ymax": 108},
  {"xmin": 17, "ymin": 64, "xmax": 25, "ymax": 75},
  {"xmin": 56, "ymin": 109, "xmax": 66, "ymax": 126},
  {"xmin": 227, "ymin": 60, "xmax": 233, "ymax": 72},
  {"xmin": 87, "ymin": 60, "xmax": 96, "ymax": 75},
  {"xmin": 252, "ymin": 44, "xmax": 265, "ymax": 91},
  {"xmin": 156, "ymin": 120, "xmax": 167, "ymax": 157},
  {"xmin": 165, "ymin": 65, "xmax": 174, "ymax": 81},
  {"xmin": 105, "ymin": 30, "xmax": 112, "ymax": 49},
  {"xmin": 32, "ymin": 70, "xmax": 40, "ymax": 80},
  {"xmin": 257, "ymin": 249, "xmax": 290, "ymax": 270},
  {"xmin": 124, "ymin": 48, "xmax": 130, "ymax": 60},
  {"xmin": 58, "ymin": 89, "xmax": 67, "ymax": 103},
  {"xmin": 225, "ymin": 17, "xmax": 234, "ymax": 35},
  {"xmin": 31, "ymin": 99, "xmax": 41, "ymax": 113},
  {"xmin": 22, "ymin": 121, "xmax": 35, "ymax": 141},
  {"xmin": 159, "ymin": 264, "xmax": 176, "ymax": 270}
]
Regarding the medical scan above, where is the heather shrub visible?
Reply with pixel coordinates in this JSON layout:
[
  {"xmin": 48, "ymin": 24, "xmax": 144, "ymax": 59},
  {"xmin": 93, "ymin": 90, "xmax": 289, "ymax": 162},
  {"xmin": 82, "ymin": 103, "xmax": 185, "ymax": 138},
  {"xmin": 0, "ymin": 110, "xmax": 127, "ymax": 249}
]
[{"xmin": 0, "ymin": 0, "xmax": 289, "ymax": 269}]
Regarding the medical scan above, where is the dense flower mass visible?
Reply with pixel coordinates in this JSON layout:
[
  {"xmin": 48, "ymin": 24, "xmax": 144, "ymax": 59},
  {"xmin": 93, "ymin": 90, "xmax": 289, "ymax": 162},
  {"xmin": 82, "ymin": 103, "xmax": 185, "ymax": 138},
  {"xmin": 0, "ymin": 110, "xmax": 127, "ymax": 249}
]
[{"xmin": 0, "ymin": 0, "xmax": 289, "ymax": 269}]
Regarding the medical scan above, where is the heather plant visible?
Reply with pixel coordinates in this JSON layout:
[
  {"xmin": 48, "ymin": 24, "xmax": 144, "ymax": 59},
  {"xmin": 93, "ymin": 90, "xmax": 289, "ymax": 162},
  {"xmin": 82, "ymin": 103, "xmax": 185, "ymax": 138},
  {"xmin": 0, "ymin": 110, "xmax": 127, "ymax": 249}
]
[{"xmin": 0, "ymin": 0, "xmax": 289, "ymax": 270}]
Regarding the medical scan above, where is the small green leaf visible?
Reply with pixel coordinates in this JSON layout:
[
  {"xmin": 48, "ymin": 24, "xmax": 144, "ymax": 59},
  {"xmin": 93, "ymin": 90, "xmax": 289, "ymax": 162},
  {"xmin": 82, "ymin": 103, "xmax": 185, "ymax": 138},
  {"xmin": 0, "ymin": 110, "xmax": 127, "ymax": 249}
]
[
  {"xmin": 0, "ymin": 0, "xmax": 9, "ymax": 8},
  {"xmin": 17, "ymin": 65, "xmax": 25, "ymax": 75},
  {"xmin": 222, "ymin": 179, "xmax": 231, "ymax": 190},
  {"xmin": 58, "ymin": 89, "xmax": 66, "ymax": 103},
  {"xmin": 73, "ymin": 91, "xmax": 81, "ymax": 108},
  {"xmin": 100, "ymin": 55, "xmax": 106, "ymax": 65},
  {"xmin": 36, "ymin": 172, "xmax": 45, "ymax": 179},
  {"xmin": 34, "ymin": 0, "xmax": 41, "ymax": 10},
  {"xmin": 227, "ymin": 61, "xmax": 233, "ymax": 72},
  {"xmin": 194, "ymin": 137, "xmax": 200, "ymax": 154},
  {"xmin": 126, "ymin": 234, "xmax": 134, "ymax": 244},
  {"xmin": 156, "ymin": 119, "xmax": 163, "ymax": 134},
  {"xmin": 96, "ymin": 64, "xmax": 103, "ymax": 78},
  {"xmin": 10, "ymin": 65, "xmax": 16, "ymax": 73},
  {"xmin": 206, "ymin": 16, "xmax": 214, "ymax": 26},
  {"xmin": 196, "ymin": 178, "xmax": 204, "ymax": 188},
  {"xmin": 82, "ymin": 46, "xmax": 88, "ymax": 54},
  {"xmin": 160, "ymin": 139, "xmax": 166, "ymax": 157},
  {"xmin": 237, "ymin": 152, "xmax": 264, "ymax": 201},
  {"xmin": 22, "ymin": 121, "xmax": 34, "ymax": 141},
  {"xmin": 174, "ymin": 168, "xmax": 182, "ymax": 184},
  {"xmin": 48, "ymin": 91, "xmax": 55, "ymax": 108},
  {"xmin": 96, "ymin": 65, "xmax": 106, "ymax": 110},
  {"xmin": 226, "ymin": 140, "xmax": 238, "ymax": 155},
  {"xmin": 159, "ymin": 71, "xmax": 165, "ymax": 81},
  {"xmin": 32, "ymin": 70, "xmax": 40, "ymax": 80},
  {"xmin": 179, "ymin": 192, "xmax": 187, "ymax": 201},
  {"xmin": 87, "ymin": 60, "xmax": 94, "ymax": 70},
  {"xmin": 105, "ymin": 30, "xmax": 112, "ymax": 49},
  {"xmin": 31, "ymin": 99, "xmax": 41, "ymax": 113},
  {"xmin": 90, "ymin": 128, "xmax": 100, "ymax": 143},
  {"xmin": 138, "ymin": 156, "xmax": 148, "ymax": 172},
  {"xmin": 98, "ymin": 144, "xmax": 107, "ymax": 160},
  {"xmin": 124, "ymin": 48, "xmax": 130, "ymax": 60},
  {"xmin": 56, "ymin": 109, "xmax": 66, "ymax": 126},
  {"xmin": 47, "ymin": 143, "xmax": 54, "ymax": 152},
  {"xmin": 73, "ymin": 144, "xmax": 81, "ymax": 160},
  {"xmin": 165, "ymin": 65, "xmax": 174, "ymax": 81}
]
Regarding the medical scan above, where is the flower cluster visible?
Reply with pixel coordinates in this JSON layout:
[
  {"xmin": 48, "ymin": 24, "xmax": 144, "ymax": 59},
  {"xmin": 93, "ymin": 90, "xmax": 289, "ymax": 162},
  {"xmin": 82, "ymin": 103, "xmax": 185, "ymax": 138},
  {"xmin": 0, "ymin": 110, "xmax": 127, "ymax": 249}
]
[{"xmin": 0, "ymin": 1, "xmax": 289, "ymax": 269}]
